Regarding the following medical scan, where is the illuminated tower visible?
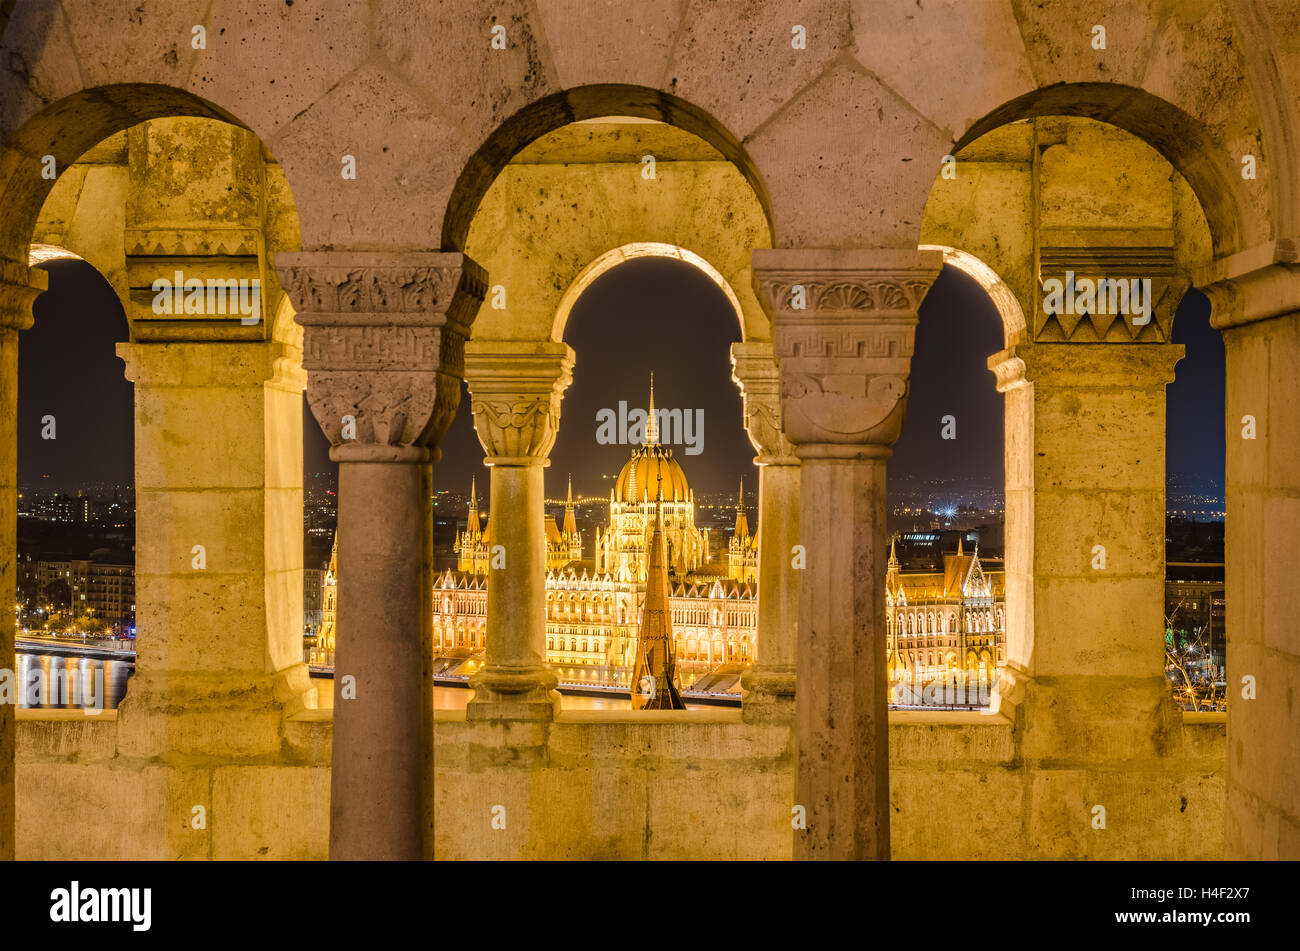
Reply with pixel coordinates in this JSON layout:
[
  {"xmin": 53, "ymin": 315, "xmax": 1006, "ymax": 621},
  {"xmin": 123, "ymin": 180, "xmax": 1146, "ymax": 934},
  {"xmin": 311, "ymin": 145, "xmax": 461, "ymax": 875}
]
[
  {"xmin": 727, "ymin": 476, "xmax": 758, "ymax": 584},
  {"xmin": 563, "ymin": 473, "xmax": 578, "ymax": 537},
  {"xmin": 316, "ymin": 533, "xmax": 338, "ymax": 666},
  {"xmin": 630, "ymin": 476, "xmax": 686, "ymax": 710},
  {"xmin": 596, "ymin": 373, "xmax": 707, "ymax": 580}
]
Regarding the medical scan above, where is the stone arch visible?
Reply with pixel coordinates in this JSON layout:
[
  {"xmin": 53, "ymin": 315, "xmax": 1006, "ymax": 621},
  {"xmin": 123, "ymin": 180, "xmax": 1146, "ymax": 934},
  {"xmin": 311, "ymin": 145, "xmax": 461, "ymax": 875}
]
[
  {"xmin": 552, "ymin": 243, "xmax": 747, "ymax": 343},
  {"xmin": 442, "ymin": 84, "xmax": 775, "ymax": 253},
  {"xmin": 0, "ymin": 84, "xmax": 269, "ymax": 267},
  {"xmin": 918, "ymin": 245, "xmax": 1028, "ymax": 348},
  {"xmin": 951, "ymin": 83, "xmax": 1254, "ymax": 257}
]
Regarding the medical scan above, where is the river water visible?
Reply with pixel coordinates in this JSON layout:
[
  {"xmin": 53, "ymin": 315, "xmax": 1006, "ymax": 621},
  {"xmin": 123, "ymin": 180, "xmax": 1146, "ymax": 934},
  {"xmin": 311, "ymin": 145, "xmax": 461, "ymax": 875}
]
[
  {"xmin": 14, "ymin": 652, "xmax": 132, "ymax": 710},
  {"xmin": 14, "ymin": 652, "xmax": 642, "ymax": 711}
]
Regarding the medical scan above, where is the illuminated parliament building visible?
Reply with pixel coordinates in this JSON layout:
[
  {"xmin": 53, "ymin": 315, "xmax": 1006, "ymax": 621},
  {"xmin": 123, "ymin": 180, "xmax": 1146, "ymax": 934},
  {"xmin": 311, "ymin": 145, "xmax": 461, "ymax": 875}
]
[
  {"xmin": 436, "ymin": 383, "xmax": 759, "ymax": 687},
  {"xmin": 885, "ymin": 536, "xmax": 1007, "ymax": 698}
]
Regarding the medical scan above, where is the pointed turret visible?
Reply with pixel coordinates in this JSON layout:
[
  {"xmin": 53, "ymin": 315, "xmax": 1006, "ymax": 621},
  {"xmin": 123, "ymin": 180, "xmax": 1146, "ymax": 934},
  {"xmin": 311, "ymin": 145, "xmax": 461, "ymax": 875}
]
[
  {"xmin": 957, "ymin": 533, "xmax": 964, "ymax": 556},
  {"xmin": 886, "ymin": 534, "xmax": 900, "ymax": 595},
  {"xmin": 734, "ymin": 477, "xmax": 750, "ymax": 540},
  {"xmin": 467, "ymin": 474, "xmax": 480, "ymax": 538},
  {"xmin": 563, "ymin": 473, "xmax": 578, "ymax": 536},
  {"xmin": 631, "ymin": 473, "xmax": 685, "ymax": 711}
]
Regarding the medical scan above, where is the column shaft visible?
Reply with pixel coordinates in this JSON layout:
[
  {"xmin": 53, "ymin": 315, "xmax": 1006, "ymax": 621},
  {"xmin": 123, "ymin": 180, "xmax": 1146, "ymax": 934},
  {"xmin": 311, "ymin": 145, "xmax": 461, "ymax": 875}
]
[
  {"xmin": 331, "ymin": 457, "xmax": 432, "ymax": 860},
  {"xmin": 990, "ymin": 343, "xmax": 1183, "ymax": 764},
  {"xmin": 0, "ymin": 327, "xmax": 16, "ymax": 862},
  {"xmin": 795, "ymin": 451, "xmax": 890, "ymax": 860},
  {"xmin": 467, "ymin": 461, "xmax": 557, "ymax": 718},
  {"xmin": 752, "ymin": 247, "xmax": 942, "ymax": 862},
  {"xmin": 1, "ymin": 262, "xmax": 47, "ymax": 861},
  {"xmin": 742, "ymin": 461, "xmax": 799, "ymax": 719},
  {"xmin": 485, "ymin": 463, "xmax": 546, "ymax": 667},
  {"xmin": 1220, "ymin": 309, "xmax": 1300, "ymax": 858}
]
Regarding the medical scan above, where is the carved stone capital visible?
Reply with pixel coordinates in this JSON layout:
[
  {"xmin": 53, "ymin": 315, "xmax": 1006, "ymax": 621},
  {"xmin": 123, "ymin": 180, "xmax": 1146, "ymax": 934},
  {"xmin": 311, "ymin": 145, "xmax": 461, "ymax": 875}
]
[
  {"xmin": 274, "ymin": 251, "xmax": 486, "ymax": 459},
  {"xmin": 0, "ymin": 258, "xmax": 48, "ymax": 332},
  {"xmin": 752, "ymin": 248, "xmax": 942, "ymax": 449},
  {"xmin": 730, "ymin": 341, "xmax": 797, "ymax": 464},
  {"xmin": 464, "ymin": 341, "xmax": 575, "ymax": 464}
]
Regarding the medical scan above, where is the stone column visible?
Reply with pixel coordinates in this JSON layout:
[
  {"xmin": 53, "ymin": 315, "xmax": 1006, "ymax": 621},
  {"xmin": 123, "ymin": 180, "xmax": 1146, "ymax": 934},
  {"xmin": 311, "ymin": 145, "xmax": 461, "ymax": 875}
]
[
  {"xmin": 987, "ymin": 342, "xmax": 1184, "ymax": 769},
  {"xmin": 463, "ymin": 341, "xmax": 574, "ymax": 721},
  {"xmin": 276, "ymin": 251, "xmax": 485, "ymax": 860},
  {"xmin": 753, "ymin": 248, "xmax": 942, "ymax": 861},
  {"xmin": 115, "ymin": 338, "xmax": 315, "ymax": 759},
  {"xmin": 0, "ymin": 259, "xmax": 46, "ymax": 862},
  {"xmin": 1199, "ymin": 258, "xmax": 1300, "ymax": 859},
  {"xmin": 731, "ymin": 341, "xmax": 799, "ymax": 723}
]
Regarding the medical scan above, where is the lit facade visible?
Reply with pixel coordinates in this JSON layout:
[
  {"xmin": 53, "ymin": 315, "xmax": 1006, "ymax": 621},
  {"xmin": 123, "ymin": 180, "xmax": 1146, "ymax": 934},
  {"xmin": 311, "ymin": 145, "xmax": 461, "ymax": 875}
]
[
  {"xmin": 885, "ymin": 536, "xmax": 1006, "ymax": 696},
  {"xmin": 455, "ymin": 474, "xmax": 582, "ymax": 573}
]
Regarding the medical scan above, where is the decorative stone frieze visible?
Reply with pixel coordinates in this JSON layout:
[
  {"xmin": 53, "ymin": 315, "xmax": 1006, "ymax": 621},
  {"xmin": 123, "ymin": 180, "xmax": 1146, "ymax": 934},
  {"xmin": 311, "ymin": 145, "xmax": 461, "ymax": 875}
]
[
  {"xmin": 125, "ymin": 227, "xmax": 268, "ymax": 341},
  {"xmin": 275, "ymin": 251, "xmax": 486, "ymax": 459},
  {"xmin": 1036, "ymin": 242, "xmax": 1184, "ymax": 342},
  {"xmin": 752, "ymin": 248, "xmax": 942, "ymax": 449},
  {"xmin": 463, "ymin": 341, "xmax": 575, "ymax": 465}
]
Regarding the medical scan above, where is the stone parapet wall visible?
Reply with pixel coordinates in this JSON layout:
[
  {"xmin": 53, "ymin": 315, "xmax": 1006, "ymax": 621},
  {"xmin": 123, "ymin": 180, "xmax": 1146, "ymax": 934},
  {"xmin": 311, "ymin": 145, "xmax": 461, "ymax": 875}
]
[{"xmin": 14, "ymin": 708, "xmax": 1223, "ymax": 860}]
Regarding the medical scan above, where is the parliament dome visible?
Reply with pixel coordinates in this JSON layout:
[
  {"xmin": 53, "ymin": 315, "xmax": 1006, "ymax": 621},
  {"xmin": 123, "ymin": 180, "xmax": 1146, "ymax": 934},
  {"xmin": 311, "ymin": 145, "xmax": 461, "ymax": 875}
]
[{"xmin": 614, "ymin": 445, "xmax": 690, "ymax": 503}]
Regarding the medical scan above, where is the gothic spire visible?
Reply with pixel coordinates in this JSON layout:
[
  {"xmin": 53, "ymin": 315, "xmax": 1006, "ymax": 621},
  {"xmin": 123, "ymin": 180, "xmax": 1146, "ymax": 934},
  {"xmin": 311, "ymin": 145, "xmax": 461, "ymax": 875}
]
[
  {"xmin": 646, "ymin": 371, "xmax": 659, "ymax": 447},
  {"xmin": 632, "ymin": 471, "xmax": 685, "ymax": 711},
  {"xmin": 563, "ymin": 473, "xmax": 577, "ymax": 537},
  {"xmin": 734, "ymin": 476, "xmax": 749, "ymax": 540},
  {"xmin": 468, "ymin": 474, "xmax": 479, "ymax": 537}
]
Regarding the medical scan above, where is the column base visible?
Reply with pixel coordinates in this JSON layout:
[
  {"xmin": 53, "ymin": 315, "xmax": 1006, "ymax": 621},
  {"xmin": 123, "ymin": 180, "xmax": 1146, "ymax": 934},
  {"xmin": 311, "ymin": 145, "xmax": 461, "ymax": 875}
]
[
  {"xmin": 741, "ymin": 665, "xmax": 796, "ymax": 723},
  {"xmin": 466, "ymin": 665, "xmax": 560, "ymax": 722}
]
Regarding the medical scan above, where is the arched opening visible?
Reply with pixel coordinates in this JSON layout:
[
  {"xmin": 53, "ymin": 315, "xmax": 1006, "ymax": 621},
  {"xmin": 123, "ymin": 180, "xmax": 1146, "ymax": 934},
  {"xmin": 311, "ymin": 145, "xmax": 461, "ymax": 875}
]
[
  {"xmin": 16, "ymin": 255, "xmax": 133, "ymax": 711},
  {"xmin": 952, "ymin": 83, "xmax": 1254, "ymax": 257},
  {"xmin": 923, "ymin": 105, "xmax": 1221, "ymax": 729},
  {"xmin": 552, "ymin": 242, "xmax": 747, "ymax": 342},
  {"xmin": 1, "ymin": 90, "xmax": 310, "ymax": 861},
  {"xmin": 887, "ymin": 252, "xmax": 1008, "ymax": 707},
  {"xmin": 430, "ymin": 97, "xmax": 772, "ymax": 713},
  {"xmin": 0, "ymin": 85, "xmax": 250, "ymax": 266},
  {"xmin": 548, "ymin": 252, "xmax": 755, "ymax": 707}
]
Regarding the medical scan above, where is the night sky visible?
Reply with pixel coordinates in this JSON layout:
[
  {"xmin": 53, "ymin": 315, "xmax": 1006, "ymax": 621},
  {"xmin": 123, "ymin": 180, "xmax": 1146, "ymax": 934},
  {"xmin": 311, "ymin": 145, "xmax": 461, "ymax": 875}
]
[
  {"xmin": 19, "ymin": 259, "xmax": 132, "ymax": 489},
  {"xmin": 891, "ymin": 265, "xmax": 1004, "ymax": 489},
  {"xmin": 23, "ymin": 257, "xmax": 1226, "ymax": 505}
]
